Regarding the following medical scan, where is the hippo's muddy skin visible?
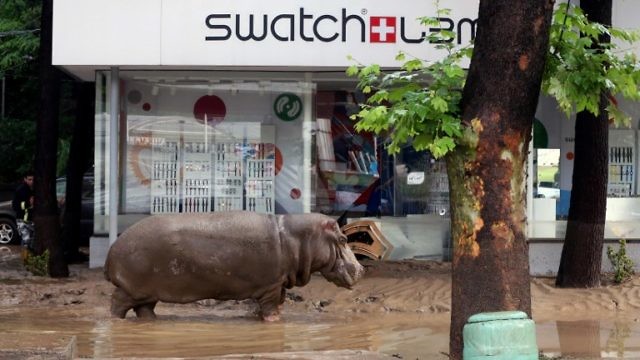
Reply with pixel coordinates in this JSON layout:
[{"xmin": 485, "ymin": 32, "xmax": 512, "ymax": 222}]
[{"xmin": 104, "ymin": 211, "xmax": 364, "ymax": 321}]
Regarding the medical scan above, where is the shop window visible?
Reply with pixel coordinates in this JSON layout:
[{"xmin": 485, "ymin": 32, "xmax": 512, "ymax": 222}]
[
  {"xmin": 394, "ymin": 147, "xmax": 449, "ymax": 217},
  {"xmin": 314, "ymin": 90, "xmax": 388, "ymax": 219},
  {"xmin": 534, "ymin": 149, "xmax": 560, "ymax": 199},
  {"xmin": 96, "ymin": 71, "xmax": 319, "ymax": 226}
]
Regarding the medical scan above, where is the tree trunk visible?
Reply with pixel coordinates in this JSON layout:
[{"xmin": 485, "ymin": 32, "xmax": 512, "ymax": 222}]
[
  {"xmin": 34, "ymin": 0, "xmax": 68, "ymax": 277},
  {"xmin": 447, "ymin": 1, "xmax": 553, "ymax": 358},
  {"xmin": 62, "ymin": 81, "xmax": 94, "ymax": 261},
  {"xmin": 556, "ymin": 0, "xmax": 611, "ymax": 288}
]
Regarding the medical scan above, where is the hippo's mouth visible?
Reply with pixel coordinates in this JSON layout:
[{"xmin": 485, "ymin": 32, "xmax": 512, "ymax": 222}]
[{"xmin": 322, "ymin": 258, "xmax": 363, "ymax": 289}]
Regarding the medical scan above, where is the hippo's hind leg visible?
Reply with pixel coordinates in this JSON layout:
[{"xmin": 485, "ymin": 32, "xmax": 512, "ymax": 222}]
[
  {"xmin": 111, "ymin": 287, "xmax": 137, "ymax": 318},
  {"xmin": 134, "ymin": 302, "xmax": 158, "ymax": 319},
  {"xmin": 111, "ymin": 288, "xmax": 157, "ymax": 319}
]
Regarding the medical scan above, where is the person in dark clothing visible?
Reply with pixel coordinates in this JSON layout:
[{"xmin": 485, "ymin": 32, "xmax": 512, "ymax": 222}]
[{"xmin": 12, "ymin": 172, "xmax": 34, "ymax": 260}]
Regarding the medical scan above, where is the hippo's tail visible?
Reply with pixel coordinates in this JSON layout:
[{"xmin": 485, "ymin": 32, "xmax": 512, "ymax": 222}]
[
  {"xmin": 103, "ymin": 251, "xmax": 111, "ymax": 282},
  {"xmin": 103, "ymin": 261, "xmax": 110, "ymax": 281}
]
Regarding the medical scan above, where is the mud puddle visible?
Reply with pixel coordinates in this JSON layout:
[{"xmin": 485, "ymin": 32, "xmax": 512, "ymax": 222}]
[
  {"xmin": 2, "ymin": 307, "xmax": 640, "ymax": 359},
  {"xmin": 537, "ymin": 318, "xmax": 640, "ymax": 359},
  {"xmin": 0, "ymin": 307, "xmax": 450, "ymax": 359}
]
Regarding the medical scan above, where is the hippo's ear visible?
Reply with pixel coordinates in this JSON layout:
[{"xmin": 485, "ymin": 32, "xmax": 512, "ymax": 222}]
[
  {"xmin": 321, "ymin": 219, "xmax": 335, "ymax": 230},
  {"xmin": 321, "ymin": 219, "xmax": 337, "ymax": 234},
  {"xmin": 322, "ymin": 219, "xmax": 347, "ymax": 244}
]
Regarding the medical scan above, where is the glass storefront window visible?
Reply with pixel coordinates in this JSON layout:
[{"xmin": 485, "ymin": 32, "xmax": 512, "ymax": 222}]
[
  {"xmin": 393, "ymin": 147, "xmax": 449, "ymax": 217},
  {"xmin": 93, "ymin": 71, "xmax": 109, "ymax": 235},
  {"xmin": 313, "ymin": 89, "xmax": 385, "ymax": 217},
  {"xmin": 94, "ymin": 70, "xmax": 456, "ymax": 238},
  {"xmin": 95, "ymin": 71, "xmax": 321, "ymax": 230},
  {"xmin": 530, "ymin": 109, "xmax": 640, "ymax": 239}
]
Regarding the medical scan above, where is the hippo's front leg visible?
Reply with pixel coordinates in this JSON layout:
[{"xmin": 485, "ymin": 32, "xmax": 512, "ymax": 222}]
[
  {"xmin": 257, "ymin": 285, "xmax": 284, "ymax": 322},
  {"xmin": 278, "ymin": 287, "xmax": 286, "ymax": 311}
]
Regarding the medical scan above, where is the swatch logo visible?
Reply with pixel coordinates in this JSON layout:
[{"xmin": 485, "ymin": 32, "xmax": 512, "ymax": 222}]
[{"xmin": 205, "ymin": 8, "xmax": 477, "ymax": 45}]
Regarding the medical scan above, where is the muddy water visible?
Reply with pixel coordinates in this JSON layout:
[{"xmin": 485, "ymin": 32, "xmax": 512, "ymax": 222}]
[
  {"xmin": 2, "ymin": 307, "xmax": 640, "ymax": 359},
  {"xmin": 0, "ymin": 307, "xmax": 449, "ymax": 358},
  {"xmin": 537, "ymin": 318, "xmax": 640, "ymax": 359}
]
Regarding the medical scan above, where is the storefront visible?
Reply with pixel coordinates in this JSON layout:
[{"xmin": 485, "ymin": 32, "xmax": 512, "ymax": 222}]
[{"xmin": 52, "ymin": 0, "xmax": 640, "ymax": 270}]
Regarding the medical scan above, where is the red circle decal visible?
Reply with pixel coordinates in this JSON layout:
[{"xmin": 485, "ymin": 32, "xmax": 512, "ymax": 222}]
[
  {"xmin": 566, "ymin": 152, "xmax": 574, "ymax": 160},
  {"xmin": 193, "ymin": 95, "xmax": 226, "ymax": 126},
  {"xmin": 142, "ymin": 103, "xmax": 151, "ymax": 111},
  {"xmin": 290, "ymin": 188, "xmax": 301, "ymax": 199}
]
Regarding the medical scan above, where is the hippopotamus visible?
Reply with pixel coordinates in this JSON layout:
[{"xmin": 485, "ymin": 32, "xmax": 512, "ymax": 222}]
[{"xmin": 104, "ymin": 211, "xmax": 364, "ymax": 321}]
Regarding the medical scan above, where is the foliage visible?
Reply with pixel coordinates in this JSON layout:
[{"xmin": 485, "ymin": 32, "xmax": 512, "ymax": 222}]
[
  {"xmin": 57, "ymin": 137, "xmax": 70, "ymax": 176},
  {"xmin": 606, "ymin": 239, "xmax": 635, "ymax": 283},
  {"xmin": 347, "ymin": 4, "xmax": 640, "ymax": 157},
  {"xmin": 544, "ymin": 3, "xmax": 640, "ymax": 126},
  {"xmin": 346, "ymin": 7, "xmax": 470, "ymax": 157},
  {"xmin": 1, "ymin": 0, "xmax": 75, "ymax": 183},
  {"xmin": 24, "ymin": 249, "xmax": 49, "ymax": 276},
  {"xmin": 0, "ymin": 0, "xmax": 41, "ymax": 75},
  {"xmin": 0, "ymin": 117, "xmax": 36, "ymax": 183}
]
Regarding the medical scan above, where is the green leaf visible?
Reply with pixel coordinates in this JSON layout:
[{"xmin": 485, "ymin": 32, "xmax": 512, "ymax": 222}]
[
  {"xmin": 403, "ymin": 59, "xmax": 423, "ymax": 72},
  {"xmin": 431, "ymin": 96, "xmax": 448, "ymax": 112}
]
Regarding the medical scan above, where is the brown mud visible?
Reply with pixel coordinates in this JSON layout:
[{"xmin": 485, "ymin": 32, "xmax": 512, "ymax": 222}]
[{"xmin": 1, "ymin": 245, "xmax": 639, "ymax": 359}]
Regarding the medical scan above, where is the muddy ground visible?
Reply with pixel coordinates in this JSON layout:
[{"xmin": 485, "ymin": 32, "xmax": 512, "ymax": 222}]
[{"xmin": 1, "ymin": 245, "xmax": 640, "ymax": 359}]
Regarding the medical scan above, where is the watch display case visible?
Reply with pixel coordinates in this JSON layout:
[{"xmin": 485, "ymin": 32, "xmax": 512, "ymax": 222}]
[
  {"xmin": 213, "ymin": 142, "xmax": 244, "ymax": 212},
  {"xmin": 149, "ymin": 124, "xmax": 276, "ymax": 214},
  {"xmin": 183, "ymin": 141, "xmax": 212, "ymax": 213},
  {"xmin": 245, "ymin": 143, "xmax": 275, "ymax": 213},
  {"xmin": 150, "ymin": 139, "xmax": 180, "ymax": 214},
  {"xmin": 608, "ymin": 130, "xmax": 636, "ymax": 197}
]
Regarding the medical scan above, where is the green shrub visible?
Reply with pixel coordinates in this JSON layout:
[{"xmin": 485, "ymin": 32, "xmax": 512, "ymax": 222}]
[
  {"xmin": 607, "ymin": 239, "xmax": 635, "ymax": 284},
  {"xmin": 24, "ymin": 250, "xmax": 49, "ymax": 276}
]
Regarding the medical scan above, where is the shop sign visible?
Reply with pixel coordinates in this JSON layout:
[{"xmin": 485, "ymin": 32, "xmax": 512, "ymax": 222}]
[
  {"xmin": 52, "ymin": 0, "xmax": 479, "ymax": 69},
  {"xmin": 204, "ymin": 9, "xmax": 477, "ymax": 45},
  {"xmin": 176, "ymin": 0, "xmax": 479, "ymax": 67}
]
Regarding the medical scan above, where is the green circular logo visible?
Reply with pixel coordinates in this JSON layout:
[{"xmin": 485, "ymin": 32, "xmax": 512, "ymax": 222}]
[{"xmin": 273, "ymin": 93, "xmax": 302, "ymax": 121}]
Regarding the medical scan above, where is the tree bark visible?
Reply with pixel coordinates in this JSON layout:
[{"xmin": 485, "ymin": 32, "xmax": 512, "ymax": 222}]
[
  {"xmin": 447, "ymin": 1, "xmax": 553, "ymax": 358},
  {"xmin": 556, "ymin": 0, "xmax": 611, "ymax": 288},
  {"xmin": 34, "ymin": 0, "xmax": 68, "ymax": 277},
  {"xmin": 62, "ymin": 81, "xmax": 94, "ymax": 261}
]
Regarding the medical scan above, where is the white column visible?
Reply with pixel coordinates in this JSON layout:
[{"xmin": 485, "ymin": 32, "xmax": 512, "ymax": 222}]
[
  {"xmin": 109, "ymin": 67, "xmax": 119, "ymax": 245},
  {"xmin": 526, "ymin": 130, "xmax": 534, "ymax": 238},
  {"xmin": 302, "ymin": 74, "xmax": 313, "ymax": 213}
]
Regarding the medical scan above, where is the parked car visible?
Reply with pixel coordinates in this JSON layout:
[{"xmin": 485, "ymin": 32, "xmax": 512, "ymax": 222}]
[
  {"xmin": 0, "ymin": 200, "xmax": 17, "ymax": 245},
  {"xmin": 0, "ymin": 174, "xmax": 94, "ymax": 245},
  {"xmin": 536, "ymin": 181, "xmax": 560, "ymax": 199}
]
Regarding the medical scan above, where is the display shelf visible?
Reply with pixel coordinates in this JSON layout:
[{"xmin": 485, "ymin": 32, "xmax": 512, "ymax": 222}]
[
  {"xmin": 608, "ymin": 130, "xmax": 636, "ymax": 197},
  {"xmin": 244, "ymin": 142, "xmax": 276, "ymax": 214},
  {"xmin": 149, "ymin": 125, "xmax": 276, "ymax": 214},
  {"xmin": 213, "ymin": 142, "xmax": 243, "ymax": 212},
  {"xmin": 246, "ymin": 161, "xmax": 275, "ymax": 213},
  {"xmin": 426, "ymin": 159, "xmax": 450, "ymax": 217},
  {"xmin": 183, "ymin": 142, "xmax": 212, "ymax": 213},
  {"xmin": 150, "ymin": 140, "xmax": 180, "ymax": 214}
]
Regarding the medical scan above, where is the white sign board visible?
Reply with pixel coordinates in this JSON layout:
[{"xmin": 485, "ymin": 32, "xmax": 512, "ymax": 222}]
[
  {"xmin": 53, "ymin": 0, "xmax": 479, "ymax": 68},
  {"xmin": 407, "ymin": 172, "xmax": 425, "ymax": 185}
]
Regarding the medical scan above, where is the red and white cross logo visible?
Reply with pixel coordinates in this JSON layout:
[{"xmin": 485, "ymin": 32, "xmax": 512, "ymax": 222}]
[{"xmin": 370, "ymin": 16, "xmax": 396, "ymax": 43}]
